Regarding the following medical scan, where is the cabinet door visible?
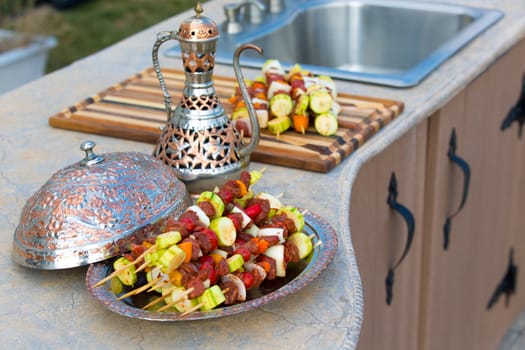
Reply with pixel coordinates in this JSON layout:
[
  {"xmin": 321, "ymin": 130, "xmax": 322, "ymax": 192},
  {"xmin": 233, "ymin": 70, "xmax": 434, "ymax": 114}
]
[
  {"xmin": 351, "ymin": 121, "xmax": 428, "ymax": 350},
  {"xmin": 500, "ymin": 38, "xmax": 525, "ymax": 316},
  {"xmin": 420, "ymin": 38, "xmax": 525, "ymax": 350}
]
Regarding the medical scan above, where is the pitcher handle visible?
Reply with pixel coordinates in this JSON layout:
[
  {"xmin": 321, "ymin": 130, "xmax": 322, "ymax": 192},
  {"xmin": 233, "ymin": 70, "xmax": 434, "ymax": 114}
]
[
  {"xmin": 233, "ymin": 43, "xmax": 264, "ymax": 158},
  {"xmin": 152, "ymin": 31, "xmax": 177, "ymax": 121}
]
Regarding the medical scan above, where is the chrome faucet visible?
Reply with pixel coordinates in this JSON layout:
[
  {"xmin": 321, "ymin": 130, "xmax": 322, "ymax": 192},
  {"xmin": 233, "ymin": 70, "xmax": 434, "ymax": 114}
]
[
  {"xmin": 266, "ymin": 0, "xmax": 284, "ymax": 14},
  {"xmin": 223, "ymin": 0, "xmax": 267, "ymax": 34}
]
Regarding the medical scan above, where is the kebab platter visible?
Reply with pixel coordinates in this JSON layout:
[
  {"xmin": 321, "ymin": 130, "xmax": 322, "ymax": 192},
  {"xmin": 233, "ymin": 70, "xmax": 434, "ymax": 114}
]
[{"xmin": 86, "ymin": 169, "xmax": 337, "ymax": 320}]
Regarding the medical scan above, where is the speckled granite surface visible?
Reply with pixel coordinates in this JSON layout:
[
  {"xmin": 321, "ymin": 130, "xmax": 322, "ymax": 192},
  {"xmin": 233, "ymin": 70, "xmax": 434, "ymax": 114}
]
[
  {"xmin": 1, "ymin": 1, "xmax": 524, "ymax": 349},
  {"xmin": 500, "ymin": 309, "xmax": 525, "ymax": 349}
]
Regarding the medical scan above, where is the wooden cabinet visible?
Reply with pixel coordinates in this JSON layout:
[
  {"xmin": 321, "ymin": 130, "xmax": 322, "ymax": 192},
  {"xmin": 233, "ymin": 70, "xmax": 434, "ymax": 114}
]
[
  {"xmin": 495, "ymin": 39, "xmax": 525, "ymax": 318},
  {"xmin": 420, "ymin": 37, "xmax": 525, "ymax": 350},
  {"xmin": 351, "ymin": 121, "xmax": 428, "ymax": 350},
  {"xmin": 351, "ymin": 38, "xmax": 525, "ymax": 349}
]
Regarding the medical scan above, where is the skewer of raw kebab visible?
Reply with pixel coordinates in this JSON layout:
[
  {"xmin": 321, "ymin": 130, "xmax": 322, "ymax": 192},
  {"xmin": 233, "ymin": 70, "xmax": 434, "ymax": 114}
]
[
  {"xmin": 96, "ymin": 170, "xmax": 320, "ymax": 313},
  {"xmin": 94, "ymin": 169, "xmax": 263, "ymax": 288},
  {"xmin": 143, "ymin": 225, "xmax": 319, "ymax": 314},
  {"xmin": 230, "ymin": 59, "xmax": 340, "ymax": 138},
  {"xmin": 118, "ymin": 201, "xmax": 316, "ymax": 311}
]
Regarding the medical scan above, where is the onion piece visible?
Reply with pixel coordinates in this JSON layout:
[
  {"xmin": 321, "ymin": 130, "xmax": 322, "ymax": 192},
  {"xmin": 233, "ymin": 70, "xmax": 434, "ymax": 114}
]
[
  {"xmin": 222, "ymin": 274, "xmax": 246, "ymax": 302},
  {"xmin": 229, "ymin": 206, "xmax": 253, "ymax": 229},
  {"xmin": 244, "ymin": 262, "xmax": 267, "ymax": 281},
  {"xmin": 258, "ymin": 227, "xmax": 285, "ymax": 244},
  {"xmin": 185, "ymin": 205, "xmax": 211, "ymax": 227},
  {"xmin": 263, "ymin": 245, "xmax": 286, "ymax": 277}
]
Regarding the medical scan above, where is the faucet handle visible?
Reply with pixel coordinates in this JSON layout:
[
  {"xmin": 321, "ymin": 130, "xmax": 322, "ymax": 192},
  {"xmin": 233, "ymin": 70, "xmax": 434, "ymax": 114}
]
[
  {"xmin": 245, "ymin": 0, "xmax": 266, "ymax": 24},
  {"xmin": 224, "ymin": 3, "xmax": 242, "ymax": 21},
  {"xmin": 224, "ymin": 0, "xmax": 267, "ymax": 32},
  {"xmin": 223, "ymin": 3, "xmax": 243, "ymax": 34},
  {"xmin": 265, "ymin": 0, "xmax": 284, "ymax": 14}
]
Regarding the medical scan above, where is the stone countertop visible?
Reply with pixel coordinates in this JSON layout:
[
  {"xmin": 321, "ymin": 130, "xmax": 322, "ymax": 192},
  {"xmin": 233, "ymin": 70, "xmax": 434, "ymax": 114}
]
[{"xmin": 1, "ymin": 0, "xmax": 524, "ymax": 349}]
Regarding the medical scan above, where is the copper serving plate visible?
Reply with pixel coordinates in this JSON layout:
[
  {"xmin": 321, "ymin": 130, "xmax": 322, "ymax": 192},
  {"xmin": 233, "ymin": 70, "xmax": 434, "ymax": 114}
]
[{"xmin": 86, "ymin": 210, "xmax": 338, "ymax": 321}]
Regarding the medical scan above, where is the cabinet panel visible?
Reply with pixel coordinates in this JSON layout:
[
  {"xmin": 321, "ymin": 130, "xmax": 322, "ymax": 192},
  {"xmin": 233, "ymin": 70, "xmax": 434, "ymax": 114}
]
[
  {"xmin": 351, "ymin": 121, "xmax": 428, "ymax": 350},
  {"xmin": 499, "ymin": 38, "xmax": 525, "ymax": 318},
  {"xmin": 420, "ymin": 38, "xmax": 525, "ymax": 350}
]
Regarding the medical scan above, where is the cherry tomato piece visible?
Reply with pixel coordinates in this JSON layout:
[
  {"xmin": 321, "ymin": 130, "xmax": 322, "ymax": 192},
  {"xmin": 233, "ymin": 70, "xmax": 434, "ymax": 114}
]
[{"xmin": 239, "ymin": 271, "xmax": 254, "ymax": 289}]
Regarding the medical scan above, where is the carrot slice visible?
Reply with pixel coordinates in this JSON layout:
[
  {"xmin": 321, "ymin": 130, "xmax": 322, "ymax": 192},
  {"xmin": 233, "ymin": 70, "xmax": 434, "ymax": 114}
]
[
  {"xmin": 252, "ymin": 81, "xmax": 267, "ymax": 91},
  {"xmin": 257, "ymin": 239, "xmax": 270, "ymax": 254},
  {"xmin": 177, "ymin": 241, "xmax": 193, "ymax": 263},
  {"xmin": 235, "ymin": 180, "xmax": 248, "ymax": 196},
  {"xmin": 255, "ymin": 92, "xmax": 267, "ymax": 100},
  {"xmin": 258, "ymin": 260, "xmax": 271, "ymax": 273},
  {"xmin": 292, "ymin": 114, "xmax": 309, "ymax": 134},
  {"xmin": 169, "ymin": 269, "xmax": 183, "ymax": 287},
  {"xmin": 228, "ymin": 95, "xmax": 241, "ymax": 105},
  {"xmin": 209, "ymin": 253, "xmax": 224, "ymax": 265},
  {"xmin": 235, "ymin": 100, "xmax": 246, "ymax": 109}
]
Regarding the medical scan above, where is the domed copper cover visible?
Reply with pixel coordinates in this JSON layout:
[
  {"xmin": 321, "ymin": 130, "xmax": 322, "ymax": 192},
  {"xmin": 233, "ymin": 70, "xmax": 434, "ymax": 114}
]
[
  {"xmin": 12, "ymin": 141, "xmax": 192, "ymax": 270},
  {"xmin": 177, "ymin": 2, "xmax": 219, "ymax": 42}
]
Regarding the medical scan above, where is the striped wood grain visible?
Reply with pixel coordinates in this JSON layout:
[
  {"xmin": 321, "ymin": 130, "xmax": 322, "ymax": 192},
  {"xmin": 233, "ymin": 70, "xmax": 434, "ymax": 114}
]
[{"xmin": 49, "ymin": 67, "xmax": 404, "ymax": 172}]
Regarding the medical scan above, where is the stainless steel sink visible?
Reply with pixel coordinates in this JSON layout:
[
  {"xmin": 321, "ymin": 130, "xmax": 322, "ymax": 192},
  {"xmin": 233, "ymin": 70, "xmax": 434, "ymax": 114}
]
[{"xmin": 165, "ymin": 0, "xmax": 502, "ymax": 87}]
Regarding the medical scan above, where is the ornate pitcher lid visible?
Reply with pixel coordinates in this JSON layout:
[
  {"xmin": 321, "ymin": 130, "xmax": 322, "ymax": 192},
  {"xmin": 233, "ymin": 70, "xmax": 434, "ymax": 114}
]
[
  {"xmin": 177, "ymin": 1, "xmax": 219, "ymax": 42},
  {"xmin": 12, "ymin": 141, "xmax": 192, "ymax": 270}
]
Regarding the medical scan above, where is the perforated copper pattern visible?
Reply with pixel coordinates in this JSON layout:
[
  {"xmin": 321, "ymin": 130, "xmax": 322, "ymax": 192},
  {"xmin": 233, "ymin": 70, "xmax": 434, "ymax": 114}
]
[
  {"xmin": 180, "ymin": 93, "xmax": 219, "ymax": 110},
  {"xmin": 153, "ymin": 123, "xmax": 244, "ymax": 171},
  {"xmin": 181, "ymin": 51, "xmax": 216, "ymax": 73}
]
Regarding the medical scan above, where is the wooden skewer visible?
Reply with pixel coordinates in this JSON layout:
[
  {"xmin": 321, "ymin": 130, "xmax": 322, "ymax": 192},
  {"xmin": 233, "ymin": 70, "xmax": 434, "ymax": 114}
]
[
  {"xmin": 180, "ymin": 302, "xmax": 204, "ymax": 317},
  {"xmin": 179, "ymin": 288, "xmax": 230, "ymax": 317},
  {"xmin": 134, "ymin": 260, "xmax": 150, "ymax": 274},
  {"xmin": 147, "ymin": 278, "xmax": 170, "ymax": 293},
  {"xmin": 116, "ymin": 276, "xmax": 162, "ymax": 301},
  {"xmin": 142, "ymin": 293, "xmax": 170, "ymax": 310},
  {"xmin": 307, "ymin": 233, "xmax": 322, "ymax": 249},
  {"xmin": 94, "ymin": 245, "xmax": 156, "ymax": 287},
  {"xmin": 156, "ymin": 301, "xmax": 178, "ymax": 313},
  {"xmin": 156, "ymin": 288, "xmax": 194, "ymax": 312}
]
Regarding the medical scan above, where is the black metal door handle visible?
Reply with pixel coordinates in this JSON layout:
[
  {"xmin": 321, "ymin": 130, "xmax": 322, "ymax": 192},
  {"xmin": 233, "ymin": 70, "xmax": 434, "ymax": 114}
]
[
  {"xmin": 501, "ymin": 72, "xmax": 525, "ymax": 138},
  {"xmin": 487, "ymin": 248, "xmax": 518, "ymax": 309},
  {"xmin": 443, "ymin": 128, "xmax": 471, "ymax": 250},
  {"xmin": 385, "ymin": 172, "xmax": 415, "ymax": 305}
]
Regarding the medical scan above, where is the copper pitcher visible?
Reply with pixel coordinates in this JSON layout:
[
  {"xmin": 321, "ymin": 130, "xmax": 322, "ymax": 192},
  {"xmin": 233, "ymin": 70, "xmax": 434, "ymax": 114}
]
[{"xmin": 151, "ymin": 2, "xmax": 262, "ymax": 193}]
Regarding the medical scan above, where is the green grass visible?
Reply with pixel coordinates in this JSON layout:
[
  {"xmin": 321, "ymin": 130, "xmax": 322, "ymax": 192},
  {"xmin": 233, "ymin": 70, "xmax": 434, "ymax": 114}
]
[
  {"xmin": 20, "ymin": 0, "xmax": 197, "ymax": 72},
  {"xmin": 49, "ymin": 0, "xmax": 198, "ymax": 71}
]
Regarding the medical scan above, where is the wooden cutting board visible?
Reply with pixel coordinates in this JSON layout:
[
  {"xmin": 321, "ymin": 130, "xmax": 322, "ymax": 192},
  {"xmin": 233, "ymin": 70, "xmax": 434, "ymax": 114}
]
[{"xmin": 49, "ymin": 67, "xmax": 404, "ymax": 173}]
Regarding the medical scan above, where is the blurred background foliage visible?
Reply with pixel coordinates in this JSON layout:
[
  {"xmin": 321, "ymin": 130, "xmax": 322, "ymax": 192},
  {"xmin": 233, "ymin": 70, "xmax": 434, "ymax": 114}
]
[{"xmin": 1, "ymin": 0, "xmax": 197, "ymax": 72}]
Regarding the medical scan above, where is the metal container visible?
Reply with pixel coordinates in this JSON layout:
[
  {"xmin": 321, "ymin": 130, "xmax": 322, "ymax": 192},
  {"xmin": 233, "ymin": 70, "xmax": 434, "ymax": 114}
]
[
  {"xmin": 151, "ymin": 1, "xmax": 263, "ymax": 193},
  {"xmin": 12, "ymin": 141, "xmax": 192, "ymax": 270}
]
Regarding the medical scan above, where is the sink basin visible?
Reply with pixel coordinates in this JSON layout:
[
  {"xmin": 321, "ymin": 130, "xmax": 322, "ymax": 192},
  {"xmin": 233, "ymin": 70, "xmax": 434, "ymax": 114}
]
[{"xmin": 166, "ymin": 0, "xmax": 502, "ymax": 87}]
